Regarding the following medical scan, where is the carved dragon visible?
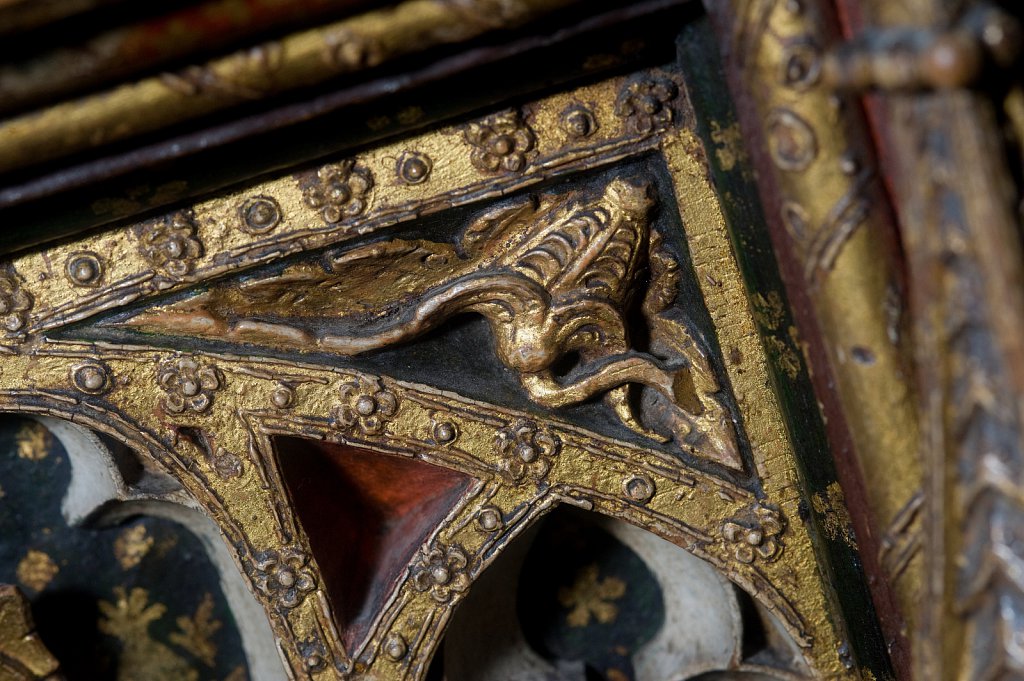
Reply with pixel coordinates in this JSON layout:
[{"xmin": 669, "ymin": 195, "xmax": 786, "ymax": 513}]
[{"xmin": 114, "ymin": 177, "xmax": 741, "ymax": 467}]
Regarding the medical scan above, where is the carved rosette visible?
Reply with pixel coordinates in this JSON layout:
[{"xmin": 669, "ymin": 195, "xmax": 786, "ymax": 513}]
[
  {"xmin": 0, "ymin": 271, "xmax": 32, "ymax": 337},
  {"xmin": 721, "ymin": 503, "xmax": 785, "ymax": 564},
  {"xmin": 138, "ymin": 212, "xmax": 203, "ymax": 278},
  {"xmin": 463, "ymin": 110, "xmax": 535, "ymax": 172},
  {"xmin": 615, "ymin": 77, "xmax": 678, "ymax": 134},
  {"xmin": 251, "ymin": 547, "xmax": 316, "ymax": 609},
  {"xmin": 495, "ymin": 419, "xmax": 561, "ymax": 483},
  {"xmin": 302, "ymin": 159, "xmax": 374, "ymax": 224},
  {"xmin": 156, "ymin": 356, "xmax": 223, "ymax": 414},
  {"xmin": 330, "ymin": 377, "xmax": 398, "ymax": 435},
  {"xmin": 411, "ymin": 543, "xmax": 470, "ymax": 604}
]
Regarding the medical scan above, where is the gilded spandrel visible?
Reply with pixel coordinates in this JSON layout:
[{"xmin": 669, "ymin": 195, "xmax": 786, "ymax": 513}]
[{"xmin": 0, "ymin": 62, "xmax": 873, "ymax": 680}]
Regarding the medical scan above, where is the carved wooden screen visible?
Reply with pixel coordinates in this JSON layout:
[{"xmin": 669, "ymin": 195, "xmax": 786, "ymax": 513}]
[{"xmin": 11, "ymin": 0, "xmax": 1010, "ymax": 678}]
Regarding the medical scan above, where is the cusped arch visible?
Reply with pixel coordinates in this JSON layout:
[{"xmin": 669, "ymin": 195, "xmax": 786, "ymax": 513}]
[{"xmin": 0, "ymin": 403, "xmax": 284, "ymax": 680}]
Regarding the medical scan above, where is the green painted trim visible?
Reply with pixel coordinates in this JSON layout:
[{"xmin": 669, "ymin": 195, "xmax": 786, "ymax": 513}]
[{"xmin": 677, "ymin": 14, "xmax": 896, "ymax": 680}]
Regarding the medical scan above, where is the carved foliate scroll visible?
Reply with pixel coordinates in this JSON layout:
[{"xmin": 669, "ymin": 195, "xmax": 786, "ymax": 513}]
[{"xmin": 113, "ymin": 177, "xmax": 741, "ymax": 467}]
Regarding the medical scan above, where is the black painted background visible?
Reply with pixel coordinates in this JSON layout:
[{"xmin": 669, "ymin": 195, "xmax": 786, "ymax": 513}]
[{"xmin": 0, "ymin": 416, "xmax": 248, "ymax": 680}]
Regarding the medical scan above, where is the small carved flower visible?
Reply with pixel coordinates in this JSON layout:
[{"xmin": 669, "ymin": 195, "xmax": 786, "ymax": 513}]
[
  {"xmin": 496, "ymin": 419, "xmax": 561, "ymax": 483},
  {"xmin": 411, "ymin": 543, "xmax": 470, "ymax": 604},
  {"xmin": 331, "ymin": 378, "xmax": 398, "ymax": 435},
  {"xmin": 722, "ymin": 503, "xmax": 785, "ymax": 564},
  {"xmin": 157, "ymin": 356, "xmax": 223, "ymax": 414},
  {"xmin": 303, "ymin": 159, "xmax": 374, "ymax": 224},
  {"xmin": 252, "ymin": 548, "xmax": 316, "ymax": 609},
  {"xmin": 0, "ymin": 272, "xmax": 32, "ymax": 335},
  {"xmin": 138, "ymin": 212, "xmax": 203, "ymax": 278},
  {"xmin": 615, "ymin": 77, "xmax": 679, "ymax": 134},
  {"xmin": 464, "ymin": 110, "xmax": 536, "ymax": 173}
]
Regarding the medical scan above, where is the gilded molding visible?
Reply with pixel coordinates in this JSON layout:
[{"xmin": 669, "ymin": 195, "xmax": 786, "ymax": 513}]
[
  {"xmin": 9, "ymin": 75, "xmax": 664, "ymax": 338},
  {"xmin": 0, "ymin": 337, "xmax": 846, "ymax": 677},
  {"xmin": 0, "ymin": 0, "xmax": 581, "ymax": 175},
  {"xmin": 707, "ymin": 0, "xmax": 924, "ymax": 640}
]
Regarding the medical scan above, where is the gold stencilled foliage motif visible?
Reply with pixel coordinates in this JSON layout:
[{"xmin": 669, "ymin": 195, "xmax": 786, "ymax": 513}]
[
  {"xmin": 558, "ymin": 563, "xmax": 627, "ymax": 628},
  {"xmin": 14, "ymin": 422, "xmax": 50, "ymax": 461},
  {"xmin": 99, "ymin": 588, "xmax": 243, "ymax": 681},
  {"xmin": 114, "ymin": 525, "xmax": 155, "ymax": 570},
  {"xmin": 15, "ymin": 550, "xmax": 58, "ymax": 592},
  {"xmin": 0, "ymin": 423, "xmax": 250, "ymax": 680},
  {"xmin": 99, "ymin": 586, "xmax": 200, "ymax": 681},
  {"xmin": 170, "ymin": 593, "xmax": 223, "ymax": 668}
]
